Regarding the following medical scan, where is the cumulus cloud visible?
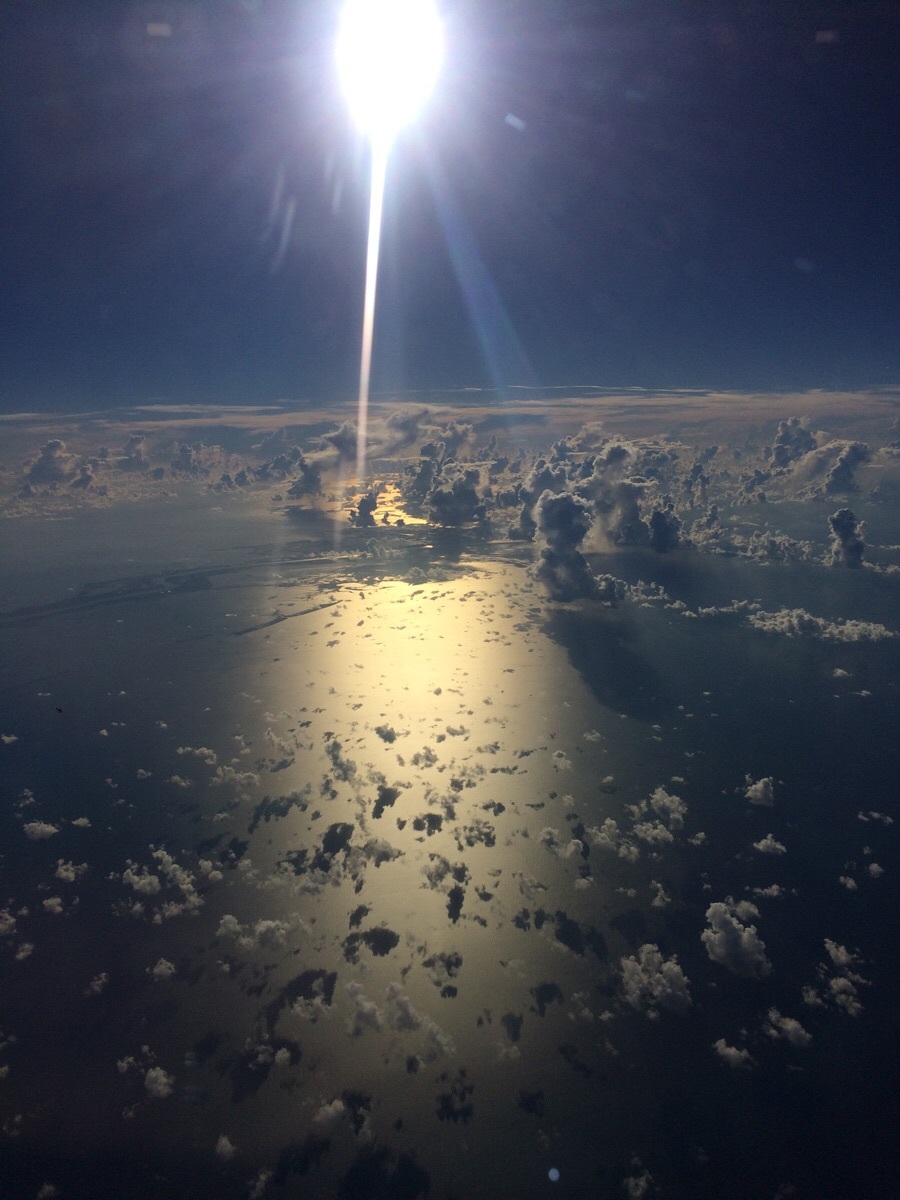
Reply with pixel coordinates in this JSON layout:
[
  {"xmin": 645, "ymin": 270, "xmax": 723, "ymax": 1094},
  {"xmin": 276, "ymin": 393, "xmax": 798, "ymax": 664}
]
[
  {"xmin": 84, "ymin": 972, "xmax": 109, "ymax": 996},
  {"xmin": 712, "ymin": 1039, "xmax": 755, "ymax": 1069},
  {"xmin": 752, "ymin": 834, "xmax": 786, "ymax": 856},
  {"xmin": 55, "ymin": 859, "xmax": 88, "ymax": 882},
  {"xmin": 26, "ymin": 440, "xmax": 78, "ymax": 485},
  {"xmin": 744, "ymin": 776, "xmax": 775, "ymax": 806},
  {"xmin": 384, "ymin": 982, "xmax": 422, "ymax": 1032},
  {"xmin": 426, "ymin": 465, "xmax": 485, "ymax": 526},
  {"xmin": 313, "ymin": 1098, "xmax": 347, "ymax": 1126},
  {"xmin": 215, "ymin": 1133, "xmax": 236, "ymax": 1161},
  {"xmin": 747, "ymin": 608, "xmax": 893, "ymax": 641},
  {"xmin": 622, "ymin": 1162, "xmax": 655, "ymax": 1199},
  {"xmin": 804, "ymin": 939, "xmax": 870, "ymax": 1017},
  {"xmin": 531, "ymin": 489, "xmax": 605, "ymax": 602},
  {"xmin": 828, "ymin": 508, "xmax": 865, "ymax": 568},
  {"xmin": 148, "ymin": 958, "xmax": 176, "ymax": 981},
  {"xmin": 346, "ymin": 981, "xmax": 383, "ymax": 1037},
  {"xmin": 824, "ymin": 442, "xmax": 869, "ymax": 495},
  {"xmin": 144, "ymin": 1066, "xmax": 175, "ymax": 1098},
  {"xmin": 771, "ymin": 418, "xmax": 816, "ymax": 468},
  {"xmin": 764, "ymin": 1008, "xmax": 812, "ymax": 1047},
  {"xmin": 23, "ymin": 821, "xmax": 59, "ymax": 840},
  {"xmin": 701, "ymin": 899, "xmax": 772, "ymax": 978},
  {"xmin": 122, "ymin": 864, "xmax": 161, "ymax": 895},
  {"xmin": 216, "ymin": 914, "xmax": 297, "ymax": 950},
  {"xmin": 620, "ymin": 944, "xmax": 691, "ymax": 1016}
]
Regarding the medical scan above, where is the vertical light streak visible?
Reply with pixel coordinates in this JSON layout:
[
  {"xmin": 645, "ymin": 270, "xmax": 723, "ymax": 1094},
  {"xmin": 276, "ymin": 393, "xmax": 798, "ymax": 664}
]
[{"xmin": 356, "ymin": 138, "xmax": 389, "ymax": 486}]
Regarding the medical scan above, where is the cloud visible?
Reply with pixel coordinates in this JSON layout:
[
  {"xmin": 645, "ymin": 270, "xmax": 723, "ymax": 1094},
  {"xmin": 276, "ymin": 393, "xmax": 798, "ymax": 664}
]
[
  {"xmin": 425, "ymin": 465, "xmax": 484, "ymax": 526},
  {"xmin": 712, "ymin": 1039, "xmax": 755, "ymax": 1069},
  {"xmin": 649, "ymin": 787, "xmax": 687, "ymax": 828},
  {"xmin": 764, "ymin": 1008, "xmax": 812, "ymax": 1047},
  {"xmin": 25, "ymin": 439, "xmax": 78, "ymax": 485},
  {"xmin": 148, "ymin": 958, "xmax": 176, "ymax": 981},
  {"xmin": 701, "ymin": 899, "xmax": 772, "ymax": 978},
  {"xmin": 752, "ymin": 833, "xmax": 786, "ymax": 856},
  {"xmin": 828, "ymin": 508, "xmax": 865, "ymax": 568},
  {"xmin": 122, "ymin": 864, "xmax": 161, "ymax": 895},
  {"xmin": 346, "ymin": 982, "xmax": 384, "ymax": 1037},
  {"xmin": 804, "ymin": 939, "xmax": 870, "ymax": 1017},
  {"xmin": 622, "ymin": 1162, "xmax": 655, "ymax": 1199},
  {"xmin": 313, "ymin": 1098, "xmax": 347, "ymax": 1126},
  {"xmin": 620, "ymin": 944, "xmax": 691, "ymax": 1016},
  {"xmin": 55, "ymin": 859, "xmax": 88, "ymax": 882},
  {"xmin": 531, "ymin": 489, "xmax": 607, "ymax": 602},
  {"xmin": 176, "ymin": 745, "xmax": 218, "ymax": 765},
  {"xmin": 144, "ymin": 1066, "xmax": 175, "ymax": 1098},
  {"xmin": 771, "ymin": 418, "xmax": 816, "ymax": 467},
  {"xmin": 744, "ymin": 776, "xmax": 775, "ymax": 806},
  {"xmin": 648, "ymin": 503, "xmax": 682, "ymax": 552},
  {"xmin": 23, "ymin": 821, "xmax": 60, "ymax": 840},
  {"xmin": 824, "ymin": 442, "xmax": 870, "ymax": 495},
  {"xmin": 384, "ymin": 983, "xmax": 422, "ymax": 1032},
  {"xmin": 747, "ymin": 608, "xmax": 893, "ymax": 642},
  {"xmin": 84, "ymin": 972, "xmax": 109, "ymax": 996},
  {"xmin": 215, "ymin": 1134, "xmax": 236, "ymax": 1161},
  {"xmin": 216, "ymin": 914, "xmax": 297, "ymax": 950}
]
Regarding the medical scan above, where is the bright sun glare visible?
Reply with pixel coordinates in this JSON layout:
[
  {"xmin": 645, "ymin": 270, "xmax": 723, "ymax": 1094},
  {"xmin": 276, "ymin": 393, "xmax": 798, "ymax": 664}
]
[{"xmin": 337, "ymin": 0, "xmax": 443, "ymax": 143}]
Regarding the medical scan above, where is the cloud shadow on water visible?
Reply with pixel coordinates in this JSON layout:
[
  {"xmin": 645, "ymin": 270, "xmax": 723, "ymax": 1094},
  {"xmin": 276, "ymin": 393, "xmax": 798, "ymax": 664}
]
[{"xmin": 542, "ymin": 608, "xmax": 668, "ymax": 723}]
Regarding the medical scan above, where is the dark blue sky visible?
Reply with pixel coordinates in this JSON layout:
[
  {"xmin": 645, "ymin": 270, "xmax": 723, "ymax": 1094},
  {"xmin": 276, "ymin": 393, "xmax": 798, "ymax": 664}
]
[{"xmin": 1, "ymin": 0, "xmax": 897, "ymax": 411}]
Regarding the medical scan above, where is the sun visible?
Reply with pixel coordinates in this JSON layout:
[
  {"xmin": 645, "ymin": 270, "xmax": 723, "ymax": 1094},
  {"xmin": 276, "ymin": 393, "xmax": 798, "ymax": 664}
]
[{"xmin": 337, "ymin": 0, "xmax": 443, "ymax": 144}]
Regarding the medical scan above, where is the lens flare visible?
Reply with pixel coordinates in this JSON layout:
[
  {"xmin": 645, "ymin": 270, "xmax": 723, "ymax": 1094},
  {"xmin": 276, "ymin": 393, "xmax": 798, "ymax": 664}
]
[{"xmin": 337, "ymin": 0, "xmax": 443, "ymax": 142}]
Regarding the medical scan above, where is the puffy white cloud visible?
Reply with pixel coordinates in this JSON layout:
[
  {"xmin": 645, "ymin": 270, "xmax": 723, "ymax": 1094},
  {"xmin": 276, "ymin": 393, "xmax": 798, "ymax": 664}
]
[
  {"xmin": 346, "ymin": 982, "xmax": 383, "ymax": 1037},
  {"xmin": 765, "ymin": 1008, "xmax": 812, "ymax": 1047},
  {"xmin": 744, "ymin": 776, "xmax": 775, "ymax": 806},
  {"xmin": 384, "ymin": 983, "xmax": 422, "ymax": 1032},
  {"xmin": 248, "ymin": 1169, "xmax": 272, "ymax": 1199},
  {"xmin": 41, "ymin": 896, "xmax": 64, "ymax": 915},
  {"xmin": 313, "ymin": 1099, "xmax": 347, "ymax": 1126},
  {"xmin": 144, "ymin": 1066, "xmax": 175, "ymax": 1098},
  {"xmin": 23, "ymin": 821, "xmax": 59, "ymax": 840},
  {"xmin": 1, "ymin": 733, "xmax": 18, "ymax": 745},
  {"xmin": 701, "ymin": 899, "xmax": 771, "ymax": 978},
  {"xmin": 632, "ymin": 819, "xmax": 674, "ymax": 845},
  {"xmin": 216, "ymin": 915, "xmax": 297, "ymax": 950},
  {"xmin": 622, "ymin": 1162, "xmax": 655, "ymax": 1199},
  {"xmin": 176, "ymin": 745, "xmax": 218, "ymax": 765},
  {"xmin": 747, "ymin": 608, "xmax": 894, "ymax": 642},
  {"xmin": 55, "ymin": 860, "xmax": 88, "ymax": 882},
  {"xmin": 84, "ymin": 972, "xmax": 109, "ymax": 996},
  {"xmin": 808, "ymin": 939, "xmax": 870, "ymax": 1017},
  {"xmin": 649, "ymin": 787, "xmax": 687, "ymax": 828},
  {"xmin": 621, "ymin": 944, "xmax": 691, "ymax": 1016},
  {"xmin": 752, "ymin": 834, "xmax": 786, "ymax": 856},
  {"xmin": 215, "ymin": 1134, "xmax": 236, "ymax": 1161},
  {"xmin": 122, "ymin": 865, "xmax": 161, "ymax": 895},
  {"xmin": 712, "ymin": 1039, "xmax": 755, "ymax": 1069},
  {"xmin": 148, "ymin": 958, "xmax": 176, "ymax": 981}
]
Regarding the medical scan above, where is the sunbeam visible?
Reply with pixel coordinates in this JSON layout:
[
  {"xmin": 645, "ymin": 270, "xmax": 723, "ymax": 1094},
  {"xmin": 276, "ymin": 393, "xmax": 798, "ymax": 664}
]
[{"xmin": 337, "ymin": 0, "xmax": 443, "ymax": 485}]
